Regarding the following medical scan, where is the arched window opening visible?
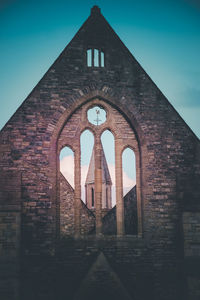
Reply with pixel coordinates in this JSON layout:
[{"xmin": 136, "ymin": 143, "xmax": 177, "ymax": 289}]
[
  {"xmin": 101, "ymin": 130, "xmax": 115, "ymax": 209},
  {"xmin": 58, "ymin": 100, "xmax": 141, "ymax": 238},
  {"xmin": 87, "ymin": 48, "xmax": 105, "ymax": 67},
  {"xmin": 94, "ymin": 49, "xmax": 99, "ymax": 67},
  {"xmin": 81, "ymin": 130, "xmax": 94, "ymax": 204},
  {"xmin": 87, "ymin": 49, "xmax": 92, "ymax": 67},
  {"xmin": 101, "ymin": 51, "xmax": 104, "ymax": 67},
  {"xmin": 122, "ymin": 148, "xmax": 136, "ymax": 196},
  {"xmin": 122, "ymin": 147, "xmax": 137, "ymax": 235},
  {"xmin": 59, "ymin": 146, "xmax": 75, "ymax": 236},
  {"xmin": 60, "ymin": 146, "xmax": 74, "ymax": 188},
  {"xmin": 100, "ymin": 129, "xmax": 117, "ymax": 235}
]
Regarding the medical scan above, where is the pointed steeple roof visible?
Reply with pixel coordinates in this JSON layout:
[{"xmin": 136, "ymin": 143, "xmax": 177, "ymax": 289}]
[
  {"xmin": 85, "ymin": 143, "xmax": 112, "ymax": 185},
  {"xmin": 91, "ymin": 5, "xmax": 101, "ymax": 16},
  {"xmin": 74, "ymin": 252, "xmax": 133, "ymax": 300}
]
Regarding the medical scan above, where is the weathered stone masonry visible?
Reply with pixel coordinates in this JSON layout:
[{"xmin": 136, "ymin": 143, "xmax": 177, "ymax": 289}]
[{"xmin": 0, "ymin": 5, "xmax": 200, "ymax": 300}]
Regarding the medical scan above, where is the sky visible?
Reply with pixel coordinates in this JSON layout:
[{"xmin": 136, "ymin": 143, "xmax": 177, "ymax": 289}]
[{"xmin": 0, "ymin": 0, "xmax": 199, "ymax": 204}]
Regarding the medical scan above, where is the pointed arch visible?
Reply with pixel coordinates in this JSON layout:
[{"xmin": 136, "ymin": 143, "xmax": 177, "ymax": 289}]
[
  {"xmin": 51, "ymin": 90, "xmax": 146, "ymax": 237},
  {"xmin": 80, "ymin": 129, "xmax": 94, "ymax": 203}
]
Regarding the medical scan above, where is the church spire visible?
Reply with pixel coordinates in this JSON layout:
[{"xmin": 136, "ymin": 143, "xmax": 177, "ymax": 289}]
[
  {"xmin": 85, "ymin": 142, "xmax": 112, "ymax": 185},
  {"xmin": 85, "ymin": 142, "xmax": 112, "ymax": 211},
  {"xmin": 91, "ymin": 5, "xmax": 101, "ymax": 16}
]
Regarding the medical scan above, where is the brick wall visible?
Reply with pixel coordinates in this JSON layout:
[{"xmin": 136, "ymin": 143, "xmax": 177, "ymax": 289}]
[
  {"xmin": 183, "ymin": 212, "xmax": 200, "ymax": 257},
  {"xmin": 0, "ymin": 171, "xmax": 21, "ymax": 300},
  {"xmin": 60, "ymin": 173, "xmax": 95, "ymax": 236},
  {"xmin": 101, "ymin": 186, "xmax": 137, "ymax": 235}
]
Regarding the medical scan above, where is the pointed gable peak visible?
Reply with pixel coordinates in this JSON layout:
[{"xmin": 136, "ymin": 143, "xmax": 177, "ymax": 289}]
[{"xmin": 91, "ymin": 5, "xmax": 101, "ymax": 16}]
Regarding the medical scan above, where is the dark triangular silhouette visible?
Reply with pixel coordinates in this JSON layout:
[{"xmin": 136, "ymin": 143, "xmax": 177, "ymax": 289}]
[{"xmin": 74, "ymin": 252, "xmax": 134, "ymax": 300}]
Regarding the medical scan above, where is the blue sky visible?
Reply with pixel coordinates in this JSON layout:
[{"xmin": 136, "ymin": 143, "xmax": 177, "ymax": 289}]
[{"xmin": 0, "ymin": 0, "xmax": 200, "ymax": 138}]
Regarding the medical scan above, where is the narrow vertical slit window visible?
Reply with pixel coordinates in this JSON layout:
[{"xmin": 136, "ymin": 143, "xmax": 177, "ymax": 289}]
[
  {"xmin": 87, "ymin": 49, "xmax": 92, "ymax": 67},
  {"xmin": 101, "ymin": 51, "xmax": 104, "ymax": 67},
  {"xmin": 94, "ymin": 49, "xmax": 99, "ymax": 67}
]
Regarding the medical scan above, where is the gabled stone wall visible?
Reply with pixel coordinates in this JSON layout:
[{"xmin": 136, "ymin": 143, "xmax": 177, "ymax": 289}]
[{"xmin": 0, "ymin": 6, "xmax": 199, "ymax": 300}]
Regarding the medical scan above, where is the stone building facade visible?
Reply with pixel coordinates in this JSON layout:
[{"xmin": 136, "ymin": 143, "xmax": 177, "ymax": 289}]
[{"xmin": 0, "ymin": 5, "xmax": 200, "ymax": 300}]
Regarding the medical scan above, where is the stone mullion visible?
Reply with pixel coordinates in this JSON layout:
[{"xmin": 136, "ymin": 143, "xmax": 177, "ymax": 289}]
[
  {"xmin": 99, "ymin": 49, "xmax": 101, "ymax": 67},
  {"xmin": 115, "ymin": 140, "xmax": 125, "ymax": 236},
  {"xmin": 135, "ymin": 150, "xmax": 143, "ymax": 236},
  {"xmin": 94, "ymin": 134, "xmax": 102, "ymax": 235},
  {"xmin": 74, "ymin": 144, "xmax": 81, "ymax": 237},
  {"xmin": 92, "ymin": 49, "xmax": 94, "ymax": 67}
]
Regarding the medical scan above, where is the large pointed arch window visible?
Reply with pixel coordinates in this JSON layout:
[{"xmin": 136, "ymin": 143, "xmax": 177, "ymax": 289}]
[{"xmin": 58, "ymin": 99, "xmax": 142, "ymax": 237}]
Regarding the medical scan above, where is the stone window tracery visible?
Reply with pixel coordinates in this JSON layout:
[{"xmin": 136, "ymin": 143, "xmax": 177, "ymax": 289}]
[{"xmin": 58, "ymin": 99, "xmax": 142, "ymax": 237}]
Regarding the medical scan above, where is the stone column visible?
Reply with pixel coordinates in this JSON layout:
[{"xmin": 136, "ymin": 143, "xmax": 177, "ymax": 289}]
[
  {"xmin": 74, "ymin": 145, "xmax": 81, "ymax": 237},
  {"xmin": 94, "ymin": 135, "xmax": 102, "ymax": 235},
  {"xmin": 115, "ymin": 140, "xmax": 125, "ymax": 236},
  {"xmin": 136, "ymin": 150, "xmax": 143, "ymax": 236},
  {"xmin": 92, "ymin": 49, "xmax": 94, "ymax": 67}
]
